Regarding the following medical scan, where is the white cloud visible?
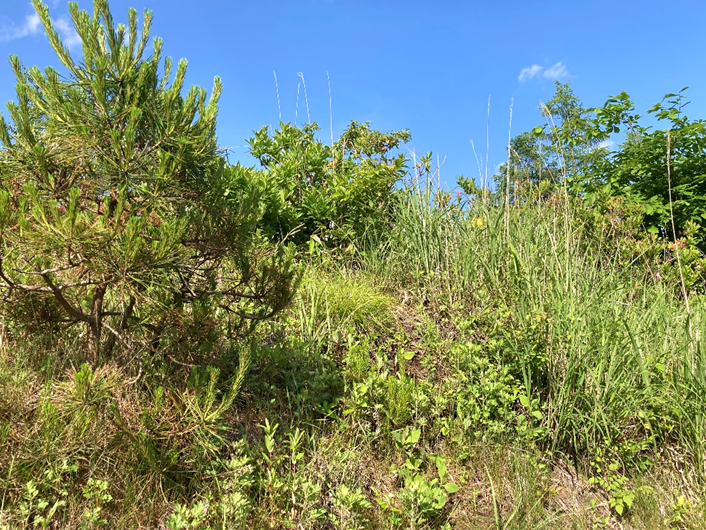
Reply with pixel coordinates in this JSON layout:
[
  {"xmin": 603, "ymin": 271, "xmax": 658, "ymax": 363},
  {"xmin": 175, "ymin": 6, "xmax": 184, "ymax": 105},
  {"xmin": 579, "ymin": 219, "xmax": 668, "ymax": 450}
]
[
  {"xmin": 597, "ymin": 139, "xmax": 615, "ymax": 150},
  {"xmin": 519, "ymin": 64, "xmax": 543, "ymax": 82},
  {"xmin": 543, "ymin": 61, "xmax": 569, "ymax": 80},
  {"xmin": 0, "ymin": 12, "xmax": 42, "ymax": 42},
  {"xmin": 519, "ymin": 61, "xmax": 571, "ymax": 82},
  {"xmin": 588, "ymin": 139, "xmax": 615, "ymax": 153},
  {"xmin": 0, "ymin": 6, "xmax": 81, "ymax": 50},
  {"xmin": 54, "ymin": 16, "xmax": 81, "ymax": 50}
]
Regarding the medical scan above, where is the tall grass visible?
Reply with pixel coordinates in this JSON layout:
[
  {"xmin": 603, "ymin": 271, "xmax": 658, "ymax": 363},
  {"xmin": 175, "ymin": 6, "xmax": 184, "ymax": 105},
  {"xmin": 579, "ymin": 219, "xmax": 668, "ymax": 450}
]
[
  {"xmin": 2, "ymin": 165, "xmax": 704, "ymax": 527},
  {"xmin": 379, "ymin": 176, "xmax": 705, "ymax": 477}
]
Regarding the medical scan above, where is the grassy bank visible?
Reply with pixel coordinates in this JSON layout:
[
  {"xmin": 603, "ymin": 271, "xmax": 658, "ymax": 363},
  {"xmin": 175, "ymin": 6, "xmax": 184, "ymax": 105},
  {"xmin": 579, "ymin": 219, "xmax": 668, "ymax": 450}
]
[{"xmin": 1, "ymin": 179, "xmax": 705, "ymax": 529}]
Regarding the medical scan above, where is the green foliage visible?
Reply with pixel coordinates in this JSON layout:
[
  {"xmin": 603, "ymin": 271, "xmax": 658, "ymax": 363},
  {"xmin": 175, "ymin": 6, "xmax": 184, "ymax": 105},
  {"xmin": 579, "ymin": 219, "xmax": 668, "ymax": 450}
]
[
  {"xmin": 295, "ymin": 268, "xmax": 393, "ymax": 348},
  {"xmin": 0, "ymin": 0, "xmax": 297, "ymax": 361},
  {"xmin": 388, "ymin": 175, "xmax": 706, "ymax": 466},
  {"xmin": 247, "ymin": 120, "xmax": 410, "ymax": 247},
  {"xmin": 166, "ymin": 500, "xmax": 209, "ymax": 530},
  {"xmin": 446, "ymin": 340, "xmax": 525, "ymax": 440},
  {"xmin": 585, "ymin": 88, "xmax": 706, "ymax": 252},
  {"xmin": 588, "ymin": 449, "xmax": 638, "ymax": 518},
  {"xmin": 9, "ymin": 460, "xmax": 78, "ymax": 529},
  {"xmin": 668, "ymin": 494, "xmax": 690, "ymax": 530},
  {"xmin": 79, "ymin": 479, "xmax": 112, "ymax": 529},
  {"xmin": 210, "ymin": 441, "xmax": 254, "ymax": 529},
  {"xmin": 503, "ymin": 82, "xmax": 706, "ymax": 273},
  {"xmin": 330, "ymin": 484, "xmax": 373, "ymax": 530},
  {"xmin": 3, "ymin": 173, "xmax": 706, "ymax": 528},
  {"xmin": 3, "ymin": 2, "xmax": 706, "ymax": 529},
  {"xmin": 377, "ymin": 428, "xmax": 457, "ymax": 529},
  {"xmin": 494, "ymin": 82, "xmax": 608, "ymax": 194}
]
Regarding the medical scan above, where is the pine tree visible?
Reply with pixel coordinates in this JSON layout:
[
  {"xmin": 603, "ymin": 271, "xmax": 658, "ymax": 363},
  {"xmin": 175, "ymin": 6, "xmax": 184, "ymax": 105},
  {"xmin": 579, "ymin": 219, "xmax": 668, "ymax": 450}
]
[{"xmin": 0, "ymin": 0, "xmax": 297, "ymax": 361}]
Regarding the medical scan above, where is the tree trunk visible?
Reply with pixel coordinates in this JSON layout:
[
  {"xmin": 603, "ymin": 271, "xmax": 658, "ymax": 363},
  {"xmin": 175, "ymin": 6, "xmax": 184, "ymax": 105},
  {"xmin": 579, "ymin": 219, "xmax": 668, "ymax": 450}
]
[
  {"xmin": 89, "ymin": 285, "xmax": 106, "ymax": 362},
  {"xmin": 105, "ymin": 295, "xmax": 135, "ymax": 358}
]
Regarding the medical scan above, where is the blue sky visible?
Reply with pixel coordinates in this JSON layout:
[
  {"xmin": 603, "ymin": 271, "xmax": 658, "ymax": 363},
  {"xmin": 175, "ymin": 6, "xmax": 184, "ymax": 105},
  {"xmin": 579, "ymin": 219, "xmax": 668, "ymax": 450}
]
[{"xmin": 1, "ymin": 0, "xmax": 705, "ymax": 187}]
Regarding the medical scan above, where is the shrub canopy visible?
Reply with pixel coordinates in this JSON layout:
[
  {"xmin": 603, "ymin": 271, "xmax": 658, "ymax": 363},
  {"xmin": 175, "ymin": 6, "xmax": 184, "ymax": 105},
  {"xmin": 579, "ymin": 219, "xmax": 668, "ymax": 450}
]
[{"xmin": 0, "ymin": 0, "xmax": 297, "ymax": 360}]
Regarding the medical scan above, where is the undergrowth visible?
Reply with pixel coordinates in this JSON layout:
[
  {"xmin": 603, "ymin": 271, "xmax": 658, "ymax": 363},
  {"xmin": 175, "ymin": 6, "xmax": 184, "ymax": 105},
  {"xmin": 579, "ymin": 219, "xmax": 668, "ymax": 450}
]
[
  {"xmin": 2, "ymin": 178, "xmax": 706, "ymax": 529},
  {"xmin": 1, "ymin": 3, "xmax": 705, "ymax": 527}
]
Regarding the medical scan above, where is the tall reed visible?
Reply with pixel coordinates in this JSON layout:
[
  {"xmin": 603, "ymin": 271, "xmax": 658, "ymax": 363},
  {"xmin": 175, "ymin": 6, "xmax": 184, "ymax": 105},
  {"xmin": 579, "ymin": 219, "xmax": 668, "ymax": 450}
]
[{"xmin": 381, "ymin": 176, "xmax": 705, "ymax": 474}]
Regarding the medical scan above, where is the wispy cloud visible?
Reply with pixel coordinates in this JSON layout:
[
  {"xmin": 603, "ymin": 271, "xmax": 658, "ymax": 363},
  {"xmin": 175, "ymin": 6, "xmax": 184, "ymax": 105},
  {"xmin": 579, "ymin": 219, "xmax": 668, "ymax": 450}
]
[
  {"xmin": 518, "ymin": 64, "xmax": 543, "ymax": 82},
  {"xmin": 0, "ymin": 12, "xmax": 42, "ymax": 42},
  {"xmin": 0, "ymin": 4, "xmax": 81, "ymax": 50},
  {"xmin": 518, "ymin": 61, "xmax": 571, "ymax": 82},
  {"xmin": 543, "ymin": 61, "xmax": 569, "ymax": 80},
  {"xmin": 54, "ymin": 17, "xmax": 81, "ymax": 49}
]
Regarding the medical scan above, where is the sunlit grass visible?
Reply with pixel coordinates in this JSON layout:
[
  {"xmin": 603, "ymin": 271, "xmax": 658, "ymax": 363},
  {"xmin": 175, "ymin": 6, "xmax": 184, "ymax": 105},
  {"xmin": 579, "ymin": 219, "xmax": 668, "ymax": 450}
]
[{"xmin": 1, "ymin": 178, "xmax": 705, "ymax": 528}]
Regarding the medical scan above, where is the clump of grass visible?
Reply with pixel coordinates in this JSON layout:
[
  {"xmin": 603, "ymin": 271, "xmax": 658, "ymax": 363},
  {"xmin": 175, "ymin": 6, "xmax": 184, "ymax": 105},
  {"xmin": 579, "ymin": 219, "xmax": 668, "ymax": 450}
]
[{"xmin": 294, "ymin": 267, "xmax": 395, "ymax": 344}]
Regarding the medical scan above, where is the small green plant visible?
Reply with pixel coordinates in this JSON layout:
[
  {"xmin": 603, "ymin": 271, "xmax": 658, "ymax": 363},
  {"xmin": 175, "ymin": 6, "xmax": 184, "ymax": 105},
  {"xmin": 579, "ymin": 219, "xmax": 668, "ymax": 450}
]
[
  {"xmin": 16, "ymin": 480, "xmax": 66, "ymax": 529},
  {"xmin": 254, "ymin": 419, "xmax": 327, "ymax": 526},
  {"xmin": 330, "ymin": 484, "xmax": 372, "ymax": 530},
  {"xmin": 212, "ymin": 441, "xmax": 254, "ymax": 529},
  {"xmin": 588, "ymin": 448, "xmax": 651, "ymax": 518},
  {"xmin": 290, "ymin": 477, "xmax": 327, "ymax": 527},
  {"xmin": 259, "ymin": 419, "xmax": 284, "ymax": 505},
  {"xmin": 378, "ymin": 428, "xmax": 458, "ymax": 529},
  {"xmin": 286, "ymin": 427, "xmax": 326, "ymax": 526},
  {"xmin": 215, "ymin": 491, "xmax": 249, "ymax": 530},
  {"xmin": 396, "ymin": 471, "xmax": 450, "ymax": 529},
  {"xmin": 668, "ymin": 493, "xmax": 690, "ymax": 530},
  {"xmin": 12, "ymin": 460, "xmax": 78, "ymax": 529},
  {"xmin": 79, "ymin": 479, "xmax": 112, "ymax": 529},
  {"xmin": 166, "ymin": 501, "xmax": 209, "ymax": 530},
  {"xmin": 378, "ymin": 466, "xmax": 456, "ymax": 530}
]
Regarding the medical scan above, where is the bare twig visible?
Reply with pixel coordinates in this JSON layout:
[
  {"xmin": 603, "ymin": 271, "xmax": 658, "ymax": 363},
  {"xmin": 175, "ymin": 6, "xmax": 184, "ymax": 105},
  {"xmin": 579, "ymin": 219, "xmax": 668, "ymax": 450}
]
[{"xmin": 102, "ymin": 321, "xmax": 134, "ymax": 353}]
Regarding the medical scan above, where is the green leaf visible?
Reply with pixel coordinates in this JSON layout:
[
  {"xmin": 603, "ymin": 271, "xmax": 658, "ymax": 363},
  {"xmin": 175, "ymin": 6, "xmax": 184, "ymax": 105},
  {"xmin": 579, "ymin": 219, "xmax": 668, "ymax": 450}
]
[
  {"xmin": 433, "ymin": 455, "xmax": 448, "ymax": 480},
  {"xmin": 444, "ymin": 482, "xmax": 460, "ymax": 493},
  {"xmin": 519, "ymin": 395, "xmax": 530, "ymax": 408}
]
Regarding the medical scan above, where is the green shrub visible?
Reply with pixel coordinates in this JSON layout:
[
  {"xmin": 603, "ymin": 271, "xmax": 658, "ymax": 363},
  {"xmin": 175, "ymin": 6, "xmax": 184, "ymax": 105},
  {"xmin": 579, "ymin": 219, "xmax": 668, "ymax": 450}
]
[
  {"xmin": 247, "ymin": 120, "xmax": 410, "ymax": 248},
  {"xmin": 0, "ymin": 0, "xmax": 297, "ymax": 363}
]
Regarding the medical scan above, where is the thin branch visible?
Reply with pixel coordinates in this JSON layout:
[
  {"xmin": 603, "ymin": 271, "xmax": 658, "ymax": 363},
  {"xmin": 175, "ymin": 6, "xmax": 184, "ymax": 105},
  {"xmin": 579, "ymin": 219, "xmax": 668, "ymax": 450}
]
[
  {"xmin": 0, "ymin": 279, "xmax": 104, "ymax": 292},
  {"xmin": 102, "ymin": 321, "xmax": 134, "ymax": 353},
  {"xmin": 40, "ymin": 273, "xmax": 91, "ymax": 323},
  {"xmin": 20, "ymin": 260, "xmax": 88, "ymax": 275}
]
